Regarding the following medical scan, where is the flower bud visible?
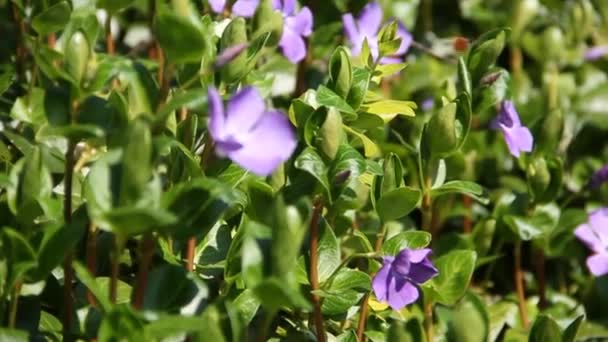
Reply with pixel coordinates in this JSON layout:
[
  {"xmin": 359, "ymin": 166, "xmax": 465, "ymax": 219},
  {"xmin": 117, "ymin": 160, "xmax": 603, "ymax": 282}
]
[
  {"xmin": 328, "ymin": 47, "xmax": 353, "ymax": 98},
  {"xmin": 426, "ymin": 102, "xmax": 458, "ymax": 158},
  {"xmin": 65, "ymin": 30, "xmax": 90, "ymax": 85},
  {"xmin": 542, "ymin": 26, "xmax": 564, "ymax": 62},
  {"xmin": 252, "ymin": 0, "xmax": 283, "ymax": 47},
  {"xmin": 220, "ymin": 18, "xmax": 249, "ymax": 84},
  {"xmin": 527, "ymin": 156, "xmax": 562, "ymax": 203},
  {"xmin": 316, "ymin": 108, "xmax": 343, "ymax": 160}
]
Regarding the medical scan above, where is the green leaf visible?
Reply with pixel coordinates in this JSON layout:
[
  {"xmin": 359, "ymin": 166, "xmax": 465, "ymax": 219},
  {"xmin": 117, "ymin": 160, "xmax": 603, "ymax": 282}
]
[
  {"xmin": 529, "ymin": 315, "xmax": 562, "ymax": 342},
  {"xmin": 156, "ymin": 90, "xmax": 208, "ymax": 125},
  {"xmin": 320, "ymin": 268, "xmax": 370, "ymax": 315},
  {"xmin": 562, "ymin": 315, "xmax": 584, "ymax": 342},
  {"xmin": 387, "ymin": 319, "xmax": 424, "ymax": 342},
  {"xmin": 361, "ymin": 100, "xmax": 417, "ymax": 122},
  {"xmin": 253, "ymin": 277, "xmax": 311, "ymax": 311},
  {"xmin": 155, "ymin": 13, "xmax": 208, "ymax": 64},
  {"xmin": 97, "ymin": 0, "xmax": 135, "ymax": 13},
  {"xmin": 119, "ymin": 119, "xmax": 152, "ymax": 206},
  {"xmin": 376, "ymin": 187, "xmax": 421, "ymax": 221},
  {"xmin": 144, "ymin": 316, "xmax": 208, "ymax": 339},
  {"xmin": 317, "ymin": 219, "xmax": 340, "ymax": 283},
  {"xmin": 342, "ymin": 125, "xmax": 381, "ymax": 158},
  {"xmin": 426, "ymin": 250, "xmax": 477, "ymax": 305},
  {"xmin": 143, "ymin": 264, "xmax": 203, "ymax": 311},
  {"xmin": 347, "ymin": 68, "xmax": 371, "ymax": 110},
  {"xmin": 316, "ymin": 85, "xmax": 357, "ymax": 121},
  {"xmin": 382, "ymin": 231, "xmax": 432, "ymax": 255},
  {"xmin": 0, "ymin": 328, "xmax": 29, "ymax": 341},
  {"xmin": 102, "ymin": 206, "xmax": 177, "ymax": 236},
  {"xmin": 467, "ymin": 28, "xmax": 509, "ymax": 83},
  {"xmin": 32, "ymin": 1, "xmax": 71, "ymax": 35},
  {"xmin": 431, "ymin": 180, "xmax": 489, "ymax": 204},
  {"xmin": 448, "ymin": 292, "xmax": 489, "ymax": 342},
  {"xmin": 73, "ymin": 261, "xmax": 112, "ymax": 312},
  {"xmin": 294, "ymin": 148, "xmax": 331, "ymax": 197},
  {"xmin": 504, "ymin": 204, "xmax": 560, "ymax": 241}
]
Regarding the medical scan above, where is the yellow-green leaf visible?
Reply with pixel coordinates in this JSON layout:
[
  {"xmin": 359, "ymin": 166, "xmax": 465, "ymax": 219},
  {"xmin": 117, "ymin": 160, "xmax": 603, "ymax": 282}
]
[
  {"xmin": 362, "ymin": 100, "xmax": 417, "ymax": 122},
  {"xmin": 343, "ymin": 125, "xmax": 380, "ymax": 157}
]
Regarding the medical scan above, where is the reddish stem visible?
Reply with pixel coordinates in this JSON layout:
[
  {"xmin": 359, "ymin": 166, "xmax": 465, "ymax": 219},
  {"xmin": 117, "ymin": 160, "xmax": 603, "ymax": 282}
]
[
  {"xmin": 514, "ymin": 241, "xmax": 529, "ymax": 328},
  {"xmin": 62, "ymin": 140, "xmax": 76, "ymax": 339},
  {"xmin": 309, "ymin": 199, "xmax": 326, "ymax": 342},
  {"xmin": 132, "ymin": 233, "xmax": 155, "ymax": 309},
  {"xmin": 185, "ymin": 238, "xmax": 196, "ymax": 272}
]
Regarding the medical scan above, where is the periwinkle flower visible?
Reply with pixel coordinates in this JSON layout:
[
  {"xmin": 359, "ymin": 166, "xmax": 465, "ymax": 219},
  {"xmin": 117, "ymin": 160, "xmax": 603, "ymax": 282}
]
[
  {"xmin": 372, "ymin": 248, "xmax": 438, "ymax": 310},
  {"xmin": 491, "ymin": 101, "xmax": 533, "ymax": 158},
  {"xmin": 209, "ymin": 0, "xmax": 259, "ymax": 17},
  {"xmin": 207, "ymin": 86, "xmax": 297, "ymax": 176},
  {"xmin": 584, "ymin": 45, "xmax": 608, "ymax": 61},
  {"xmin": 575, "ymin": 208, "xmax": 608, "ymax": 276},
  {"xmin": 342, "ymin": 1, "xmax": 412, "ymax": 64},
  {"xmin": 214, "ymin": 43, "xmax": 249, "ymax": 68},
  {"xmin": 273, "ymin": 0, "xmax": 313, "ymax": 63},
  {"xmin": 589, "ymin": 164, "xmax": 608, "ymax": 190}
]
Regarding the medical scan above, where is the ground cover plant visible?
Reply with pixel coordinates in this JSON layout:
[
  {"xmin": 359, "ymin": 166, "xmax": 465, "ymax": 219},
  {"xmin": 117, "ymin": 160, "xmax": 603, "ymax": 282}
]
[{"xmin": 1, "ymin": 0, "xmax": 608, "ymax": 341}]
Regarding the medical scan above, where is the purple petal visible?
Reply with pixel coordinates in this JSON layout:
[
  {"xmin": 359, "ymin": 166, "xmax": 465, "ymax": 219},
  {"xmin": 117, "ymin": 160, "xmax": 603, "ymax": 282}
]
[
  {"xmin": 207, "ymin": 87, "xmax": 225, "ymax": 140},
  {"xmin": 372, "ymin": 260, "xmax": 392, "ymax": 302},
  {"xmin": 342, "ymin": 14, "xmax": 360, "ymax": 46},
  {"xmin": 379, "ymin": 56, "xmax": 402, "ymax": 65},
  {"xmin": 272, "ymin": 0, "xmax": 282, "ymax": 10},
  {"xmin": 286, "ymin": 7, "xmax": 313, "ymax": 36},
  {"xmin": 409, "ymin": 258, "xmax": 439, "ymax": 284},
  {"xmin": 214, "ymin": 43, "xmax": 249, "ymax": 68},
  {"xmin": 386, "ymin": 278, "xmax": 419, "ymax": 310},
  {"xmin": 589, "ymin": 209, "xmax": 608, "ymax": 247},
  {"xmin": 575, "ymin": 223, "xmax": 605, "ymax": 254},
  {"xmin": 281, "ymin": 0, "xmax": 296, "ymax": 15},
  {"xmin": 226, "ymin": 111, "xmax": 297, "ymax": 176},
  {"xmin": 225, "ymin": 87, "xmax": 266, "ymax": 135},
  {"xmin": 584, "ymin": 45, "xmax": 608, "ymax": 61},
  {"xmin": 357, "ymin": 1, "xmax": 383, "ymax": 37},
  {"xmin": 586, "ymin": 253, "xmax": 608, "ymax": 276},
  {"xmin": 499, "ymin": 101, "xmax": 521, "ymax": 126},
  {"xmin": 500, "ymin": 124, "xmax": 533, "ymax": 158},
  {"xmin": 279, "ymin": 28, "xmax": 307, "ymax": 63},
  {"xmin": 406, "ymin": 248, "xmax": 432, "ymax": 263},
  {"xmin": 209, "ymin": 0, "xmax": 226, "ymax": 13},
  {"xmin": 395, "ymin": 21, "xmax": 413, "ymax": 55},
  {"xmin": 232, "ymin": 0, "xmax": 259, "ymax": 17},
  {"xmin": 589, "ymin": 164, "xmax": 608, "ymax": 189}
]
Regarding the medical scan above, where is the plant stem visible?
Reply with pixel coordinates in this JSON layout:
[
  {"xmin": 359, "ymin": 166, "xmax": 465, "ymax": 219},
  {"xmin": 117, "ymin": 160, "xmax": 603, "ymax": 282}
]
[
  {"xmin": 185, "ymin": 237, "xmax": 196, "ymax": 272},
  {"xmin": 63, "ymin": 139, "xmax": 76, "ymax": 339},
  {"xmin": 356, "ymin": 224, "xmax": 388, "ymax": 341},
  {"xmin": 535, "ymin": 248, "xmax": 547, "ymax": 310},
  {"xmin": 510, "ymin": 45, "xmax": 523, "ymax": 76},
  {"xmin": 309, "ymin": 198, "xmax": 326, "ymax": 342},
  {"xmin": 110, "ymin": 236, "xmax": 124, "ymax": 304},
  {"xmin": 421, "ymin": 0, "xmax": 433, "ymax": 32},
  {"xmin": 105, "ymin": 14, "xmax": 115, "ymax": 55},
  {"xmin": 424, "ymin": 299, "xmax": 434, "ymax": 342},
  {"xmin": 86, "ymin": 223, "xmax": 98, "ymax": 307},
  {"xmin": 132, "ymin": 233, "xmax": 155, "ymax": 309},
  {"xmin": 8, "ymin": 280, "xmax": 22, "ymax": 328},
  {"xmin": 463, "ymin": 195, "xmax": 472, "ymax": 233},
  {"xmin": 514, "ymin": 241, "xmax": 529, "ymax": 328},
  {"xmin": 48, "ymin": 33, "xmax": 56, "ymax": 49},
  {"xmin": 422, "ymin": 177, "xmax": 433, "ymax": 233}
]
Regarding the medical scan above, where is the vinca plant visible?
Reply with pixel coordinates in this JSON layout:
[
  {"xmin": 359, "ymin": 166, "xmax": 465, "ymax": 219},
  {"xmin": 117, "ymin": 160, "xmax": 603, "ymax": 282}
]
[{"xmin": 1, "ymin": 0, "xmax": 608, "ymax": 341}]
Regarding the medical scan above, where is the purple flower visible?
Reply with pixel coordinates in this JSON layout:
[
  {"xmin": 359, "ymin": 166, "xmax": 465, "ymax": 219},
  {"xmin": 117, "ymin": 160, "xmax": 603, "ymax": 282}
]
[
  {"xmin": 214, "ymin": 43, "xmax": 249, "ymax": 68},
  {"xmin": 490, "ymin": 101, "xmax": 533, "ymax": 158},
  {"xmin": 372, "ymin": 248, "xmax": 438, "ymax": 310},
  {"xmin": 589, "ymin": 164, "xmax": 608, "ymax": 190},
  {"xmin": 575, "ymin": 208, "xmax": 608, "ymax": 276},
  {"xmin": 342, "ymin": 1, "xmax": 412, "ymax": 64},
  {"xmin": 584, "ymin": 45, "xmax": 608, "ymax": 61},
  {"xmin": 273, "ymin": 0, "xmax": 313, "ymax": 63},
  {"xmin": 207, "ymin": 86, "xmax": 297, "ymax": 176},
  {"xmin": 209, "ymin": 0, "xmax": 259, "ymax": 17}
]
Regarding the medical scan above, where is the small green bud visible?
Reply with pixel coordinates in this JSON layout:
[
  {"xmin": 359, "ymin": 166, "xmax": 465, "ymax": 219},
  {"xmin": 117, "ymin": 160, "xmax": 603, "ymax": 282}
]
[
  {"xmin": 426, "ymin": 101, "xmax": 458, "ymax": 158},
  {"xmin": 316, "ymin": 108, "xmax": 343, "ymax": 160},
  {"xmin": 220, "ymin": 18, "xmax": 249, "ymax": 84},
  {"xmin": 328, "ymin": 47, "xmax": 353, "ymax": 98},
  {"xmin": 65, "ymin": 30, "xmax": 90, "ymax": 85},
  {"xmin": 252, "ymin": 0, "xmax": 283, "ymax": 47},
  {"xmin": 542, "ymin": 26, "xmax": 564, "ymax": 62},
  {"xmin": 381, "ymin": 153, "xmax": 404, "ymax": 194},
  {"xmin": 527, "ymin": 157, "xmax": 551, "ymax": 202}
]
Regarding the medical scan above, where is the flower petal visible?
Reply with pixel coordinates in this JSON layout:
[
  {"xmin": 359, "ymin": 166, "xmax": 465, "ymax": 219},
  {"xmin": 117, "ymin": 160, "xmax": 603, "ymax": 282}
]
[
  {"xmin": 357, "ymin": 1, "xmax": 383, "ymax": 37},
  {"xmin": 588, "ymin": 209, "xmax": 608, "ymax": 248},
  {"xmin": 586, "ymin": 253, "xmax": 608, "ymax": 276},
  {"xmin": 575, "ymin": 223, "xmax": 605, "ymax": 254},
  {"xmin": 207, "ymin": 87, "xmax": 225, "ymax": 140},
  {"xmin": 225, "ymin": 86, "xmax": 266, "ymax": 135},
  {"xmin": 287, "ymin": 7, "xmax": 313, "ymax": 36},
  {"xmin": 585, "ymin": 45, "xmax": 608, "ymax": 61},
  {"xmin": 501, "ymin": 124, "xmax": 533, "ymax": 157},
  {"xmin": 405, "ymin": 248, "xmax": 432, "ymax": 263},
  {"xmin": 387, "ymin": 278, "xmax": 418, "ymax": 310},
  {"xmin": 209, "ymin": 0, "xmax": 226, "ymax": 13},
  {"xmin": 499, "ymin": 101, "xmax": 521, "ymax": 126},
  {"xmin": 342, "ymin": 13, "xmax": 360, "ymax": 45},
  {"xmin": 409, "ymin": 258, "xmax": 439, "ymax": 284},
  {"xmin": 281, "ymin": 0, "xmax": 296, "ymax": 15},
  {"xmin": 226, "ymin": 111, "xmax": 297, "ymax": 176},
  {"xmin": 372, "ymin": 260, "xmax": 392, "ymax": 302},
  {"xmin": 395, "ymin": 21, "xmax": 413, "ymax": 55},
  {"xmin": 279, "ymin": 28, "xmax": 307, "ymax": 63},
  {"xmin": 232, "ymin": 0, "xmax": 259, "ymax": 17}
]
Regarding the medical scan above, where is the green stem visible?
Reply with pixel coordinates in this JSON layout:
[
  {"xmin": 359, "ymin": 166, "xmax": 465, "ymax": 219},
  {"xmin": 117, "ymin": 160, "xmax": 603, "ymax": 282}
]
[
  {"xmin": 514, "ymin": 241, "xmax": 529, "ymax": 328},
  {"xmin": 62, "ymin": 138, "xmax": 76, "ymax": 340},
  {"xmin": 8, "ymin": 280, "xmax": 22, "ymax": 328},
  {"xmin": 424, "ymin": 297, "xmax": 434, "ymax": 342},
  {"xmin": 309, "ymin": 199, "xmax": 326, "ymax": 342},
  {"xmin": 110, "ymin": 235, "xmax": 125, "ymax": 303}
]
